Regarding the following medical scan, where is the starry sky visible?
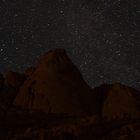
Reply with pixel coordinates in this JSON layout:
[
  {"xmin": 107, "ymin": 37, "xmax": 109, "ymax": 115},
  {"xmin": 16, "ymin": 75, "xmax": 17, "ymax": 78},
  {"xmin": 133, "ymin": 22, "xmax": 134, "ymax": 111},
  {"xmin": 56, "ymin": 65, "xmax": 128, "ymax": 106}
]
[{"xmin": 0, "ymin": 0, "xmax": 140, "ymax": 89}]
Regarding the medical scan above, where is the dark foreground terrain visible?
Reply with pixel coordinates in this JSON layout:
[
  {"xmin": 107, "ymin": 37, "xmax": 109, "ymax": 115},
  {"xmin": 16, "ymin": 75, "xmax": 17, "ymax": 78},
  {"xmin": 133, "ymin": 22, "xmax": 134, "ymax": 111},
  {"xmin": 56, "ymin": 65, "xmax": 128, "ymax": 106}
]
[{"xmin": 0, "ymin": 112, "xmax": 140, "ymax": 140}]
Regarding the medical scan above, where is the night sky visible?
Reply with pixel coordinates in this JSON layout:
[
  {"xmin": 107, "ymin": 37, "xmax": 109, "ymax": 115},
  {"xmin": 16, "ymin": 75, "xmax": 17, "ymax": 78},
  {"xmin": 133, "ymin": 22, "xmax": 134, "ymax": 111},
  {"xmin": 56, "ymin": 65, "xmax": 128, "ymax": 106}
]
[{"xmin": 0, "ymin": 0, "xmax": 140, "ymax": 89}]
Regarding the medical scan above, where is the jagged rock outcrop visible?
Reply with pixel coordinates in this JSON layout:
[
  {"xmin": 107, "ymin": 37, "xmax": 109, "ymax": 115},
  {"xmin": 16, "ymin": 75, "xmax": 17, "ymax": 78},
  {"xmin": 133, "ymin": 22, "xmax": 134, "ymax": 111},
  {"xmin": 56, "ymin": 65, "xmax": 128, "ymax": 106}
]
[
  {"xmin": 94, "ymin": 83, "xmax": 140, "ymax": 120},
  {"xmin": 14, "ymin": 49, "xmax": 96, "ymax": 115}
]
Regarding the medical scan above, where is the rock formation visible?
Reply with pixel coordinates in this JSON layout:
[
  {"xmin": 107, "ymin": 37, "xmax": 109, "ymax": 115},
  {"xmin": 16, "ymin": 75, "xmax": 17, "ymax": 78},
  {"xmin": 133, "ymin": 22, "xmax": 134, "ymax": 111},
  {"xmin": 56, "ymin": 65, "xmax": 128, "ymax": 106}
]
[
  {"xmin": 14, "ymin": 49, "xmax": 96, "ymax": 115},
  {"xmin": 0, "ymin": 48, "xmax": 140, "ymax": 140},
  {"xmin": 25, "ymin": 66, "xmax": 35, "ymax": 77},
  {"xmin": 93, "ymin": 83, "xmax": 140, "ymax": 120},
  {"xmin": 0, "ymin": 71, "xmax": 26, "ymax": 108},
  {"xmin": 4, "ymin": 70, "xmax": 26, "ymax": 87}
]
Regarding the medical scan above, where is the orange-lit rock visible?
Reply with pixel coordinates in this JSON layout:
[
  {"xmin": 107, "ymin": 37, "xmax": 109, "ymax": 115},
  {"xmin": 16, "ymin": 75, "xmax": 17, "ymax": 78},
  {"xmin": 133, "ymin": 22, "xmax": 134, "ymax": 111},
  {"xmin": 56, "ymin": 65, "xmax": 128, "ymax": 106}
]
[
  {"xmin": 93, "ymin": 83, "xmax": 140, "ymax": 120},
  {"xmin": 25, "ymin": 67, "xmax": 35, "ymax": 77},
  {"xmin": 14, "ymin": 49, "xmax": 95, "ymax": 115}
]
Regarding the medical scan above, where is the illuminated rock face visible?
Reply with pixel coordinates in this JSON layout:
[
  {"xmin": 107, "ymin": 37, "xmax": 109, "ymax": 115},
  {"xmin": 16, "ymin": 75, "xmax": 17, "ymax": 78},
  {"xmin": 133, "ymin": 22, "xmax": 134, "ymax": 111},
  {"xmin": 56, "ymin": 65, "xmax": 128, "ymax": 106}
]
[
  {"xmin": 14, "ymin": 49, "xmax": 95, "ymax": 115},
  {"xmin": 95, "ymin": 83, "xmax": 140, "ymax": 120},
  {"xmin": 13, "ymin": 49, "xmax": 140, "ymax": 117}
]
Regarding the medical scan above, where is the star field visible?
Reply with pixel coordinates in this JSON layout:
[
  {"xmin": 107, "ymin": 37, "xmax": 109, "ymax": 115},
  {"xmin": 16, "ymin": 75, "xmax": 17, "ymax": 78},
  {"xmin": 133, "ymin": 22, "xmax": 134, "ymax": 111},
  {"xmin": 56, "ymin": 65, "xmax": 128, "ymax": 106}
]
[{"xmin": 0, "ymin": 0, "xmax": 140, "ymax": 89}]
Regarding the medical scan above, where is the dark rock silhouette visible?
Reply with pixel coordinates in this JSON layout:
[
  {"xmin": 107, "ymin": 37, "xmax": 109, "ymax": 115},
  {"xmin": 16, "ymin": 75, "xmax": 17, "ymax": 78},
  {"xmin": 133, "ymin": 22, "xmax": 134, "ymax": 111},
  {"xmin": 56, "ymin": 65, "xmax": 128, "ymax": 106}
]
[{"xmin": 14, "ymin": 48, "xmax": 96, "ymax": 115}]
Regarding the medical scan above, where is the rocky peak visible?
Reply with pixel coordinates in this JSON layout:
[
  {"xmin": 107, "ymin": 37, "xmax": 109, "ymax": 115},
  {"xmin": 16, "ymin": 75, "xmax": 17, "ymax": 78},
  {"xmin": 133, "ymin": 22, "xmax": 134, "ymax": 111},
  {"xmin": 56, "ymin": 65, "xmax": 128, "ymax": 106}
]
[
  {"xmin": 39, "ymin": 48, "xmax": 68, "ymax": 62},
  {"xmin": 36, "ymin": 48, "xmax": 77, "ymax": 76},
  {"xmin": 14, "ymin": 49, "xmax": 94, "ymax": 115}
]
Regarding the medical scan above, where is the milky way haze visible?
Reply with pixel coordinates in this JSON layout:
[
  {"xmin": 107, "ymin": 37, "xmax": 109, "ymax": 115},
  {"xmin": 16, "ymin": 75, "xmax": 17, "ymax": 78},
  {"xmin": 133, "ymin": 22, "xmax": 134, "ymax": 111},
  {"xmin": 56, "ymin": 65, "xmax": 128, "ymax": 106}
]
[{"xmin": 0, "ymin": 0, "xmax": 140, "ymax": 89}]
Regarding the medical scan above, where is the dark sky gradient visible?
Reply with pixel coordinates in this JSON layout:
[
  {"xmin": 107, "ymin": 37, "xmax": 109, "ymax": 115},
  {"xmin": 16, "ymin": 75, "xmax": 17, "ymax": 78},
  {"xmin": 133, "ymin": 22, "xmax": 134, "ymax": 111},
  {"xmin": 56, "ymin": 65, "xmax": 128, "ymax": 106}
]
[{"xmin": 0, "ymin": 0, "xmax": 140, "ymax": 89}]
